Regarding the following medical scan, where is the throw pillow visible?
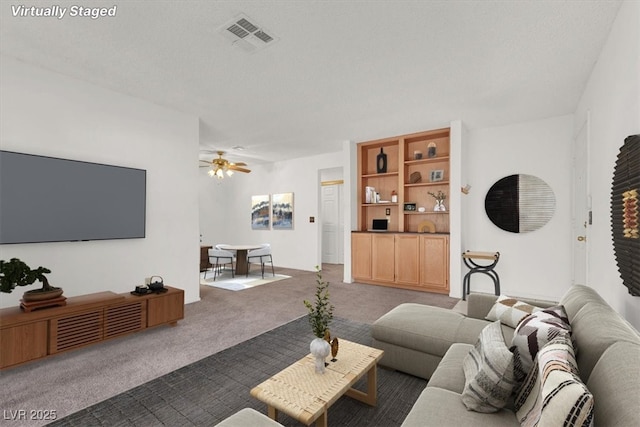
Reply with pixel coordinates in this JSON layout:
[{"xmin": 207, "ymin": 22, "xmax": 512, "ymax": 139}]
[
  {"xmin": 510, "ymin": 305, "xmax": 572, "ymax": 383},
  {"xmin": 515, "ymin": 336, "xmax": 594, "ymax": 427},
  {"xmin": 485, "ymin": 295, "xmax": 542, "ymax": 328},
  {"xmin": 461, "ymin": 321, "xmax": 517, "ymax": 413}
]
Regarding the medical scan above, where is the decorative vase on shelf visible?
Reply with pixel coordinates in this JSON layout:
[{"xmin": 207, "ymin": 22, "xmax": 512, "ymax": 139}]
[
  {"xmin": 433, "ymin": 200, "xmax": 445, "ymax": 211},
  {"xmin": 310, "ymin": 337, "xmax": 331, "ymax": 373},
  {"xmin": 376, "ymin": 148, "xmax": 387, "ymax": 173},
  {"xmin": 428, "ymin": 142, "xmax": 437, "ymax": 158}
]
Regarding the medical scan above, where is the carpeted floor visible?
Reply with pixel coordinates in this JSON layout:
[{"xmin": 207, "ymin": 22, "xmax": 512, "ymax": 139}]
[{"xmin": 49, "ymin": 316, "xmax": 426, "ymax": 427}]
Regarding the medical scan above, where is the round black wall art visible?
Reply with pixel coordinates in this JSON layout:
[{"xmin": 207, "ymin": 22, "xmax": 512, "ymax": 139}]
[
  {"xmin": 485, "ymin": 174, "xmax": 555, "ymax": 233},
  {"xmin": 611, "ymin": 134, "xmax": 640, "ymax": 296}
]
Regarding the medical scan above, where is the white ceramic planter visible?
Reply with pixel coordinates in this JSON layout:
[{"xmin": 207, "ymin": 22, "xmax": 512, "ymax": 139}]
[{"xmin": 310, "ymin": 337, "xmax": 331, "ymax": 373}]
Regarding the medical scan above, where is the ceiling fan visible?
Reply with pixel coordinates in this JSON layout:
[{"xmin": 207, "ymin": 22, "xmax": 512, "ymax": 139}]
[{"xmin": 199, "ymin": 151, "xmax": 251, "ymax": 179}]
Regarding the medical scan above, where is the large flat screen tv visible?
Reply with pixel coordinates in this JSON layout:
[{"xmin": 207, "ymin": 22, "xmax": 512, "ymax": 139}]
[{"xmin": 0, "ymin": 150, "xmax": 146, "ymax": 244}]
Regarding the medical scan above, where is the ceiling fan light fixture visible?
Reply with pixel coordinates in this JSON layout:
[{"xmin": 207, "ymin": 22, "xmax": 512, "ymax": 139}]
[{"xmin": 200, "ymin": 150, "xmax": 251, "ymax": 179}]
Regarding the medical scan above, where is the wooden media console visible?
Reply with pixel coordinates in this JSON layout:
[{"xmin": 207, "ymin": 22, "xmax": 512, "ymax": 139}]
[{"xmin": 0, "ymin": 286, "xmax": 184, "ymax": 369}]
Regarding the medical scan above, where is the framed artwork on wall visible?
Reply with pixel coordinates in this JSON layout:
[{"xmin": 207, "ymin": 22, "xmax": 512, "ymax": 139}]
[
  {"xmin": 272, "ymin": 192, "xmax": 294, "ymax": 230},
  {"xmin": 251, "ymin": 195, "xmax": 270, "ymax": 230}
]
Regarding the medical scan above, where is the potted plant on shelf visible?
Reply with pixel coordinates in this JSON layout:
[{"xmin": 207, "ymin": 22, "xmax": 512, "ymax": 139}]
[
  {"xmin": 428, "ymin": 190, "xmax": 447, "ymax": 212},
  {"xmin": 303, "ymin": 266, "xmax": 335, "ymax": 373},
  {"xmin": 0, "ymin": 258, "xmax": 62, "ymax": 302}
]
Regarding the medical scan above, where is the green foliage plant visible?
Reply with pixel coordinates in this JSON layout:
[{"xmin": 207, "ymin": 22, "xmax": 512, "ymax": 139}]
[
  {"xmin": 303, "ymin": 266, "xmax": 335, "ymax": 338},
  {"xmin": 428, "ymin": 190, "xmax": 447, "ymax": 202},
  {"xmin": 0, "ymin": 258, "xmax": 53, "ymax": 293}
]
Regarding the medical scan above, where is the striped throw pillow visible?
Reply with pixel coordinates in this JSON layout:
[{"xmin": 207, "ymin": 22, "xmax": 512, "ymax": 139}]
[
  {"xmin": 510, "ymin": 305, "xmax": 572, "ymax": 382},
  {"xmin": 515, "ymin": 335, "xmax": 594, "ymax": 427},
  {"xmin": 461, "ymin": 321, "xmax": 517, "ymax": 413},
  {"xmin": 486, "ymin": 295, "xmax": 542, "ymax": 328}
]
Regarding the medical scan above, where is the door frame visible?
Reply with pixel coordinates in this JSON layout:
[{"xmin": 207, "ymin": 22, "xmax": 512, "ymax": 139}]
[{"xmin": 571, "ymin": 112, "xmax": 591, "ymax": 285}]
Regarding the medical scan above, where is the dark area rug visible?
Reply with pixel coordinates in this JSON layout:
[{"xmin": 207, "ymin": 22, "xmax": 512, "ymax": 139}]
[{"xmin": 49, "ymin": 316, "xmax": 426, "ymax": 426}]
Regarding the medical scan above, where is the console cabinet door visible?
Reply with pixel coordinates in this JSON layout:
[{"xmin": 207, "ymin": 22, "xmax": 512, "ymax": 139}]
[
  {"xmin": 395, "ymin": 234, "xmax": 420, "ymax": 285},
  {"xmin": 372, "ymin": 233, "xmax": 395, "ymax": 282},
  {"xmin": 351, "ymin": 233, "xmax": 372, "ymax": 281},
  {"xmin": 420, "ymin": 235, "xmax": 449, "ymax": 292},
  {"xmin": 0, "ymin": 321, "xmax": 48, "ymax": 368},
  {"xmin": 147, "ymin": 289, "xmax": 184, "ymax": 327}
]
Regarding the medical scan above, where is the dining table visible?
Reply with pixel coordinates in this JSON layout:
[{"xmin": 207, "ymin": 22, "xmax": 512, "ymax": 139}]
[{"xmin": 216, "ymin": 244, "xmax": 263, "ymax": 276}]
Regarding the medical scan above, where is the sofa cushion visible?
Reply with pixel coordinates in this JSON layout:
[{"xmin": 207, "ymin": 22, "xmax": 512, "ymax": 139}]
[
  {"xmin": 401, "ymin": 387, "xmax": 518, "ymax": 427},
  {"xmin": 486, "ymin": 295, "xmax": 542, "ymax": 328},
  {"xmin": 428, "ymin": 343, "xmax": 472, "ymax": 394},
  {"xmin": 511, "ymin": 305, "xmax": 572, "ymax": 382},
  {"xmin": 462, "ymin": 321, "xmax": 517, "ymax": 413},
  {"xmin": 372, "ymin": 303, "xmax": 490, "ymax": 357},
  {"xmin": 214, "ymin": 408, "xmax": 284, "ymax": 427},
  {"xmin": 586, "ymin": 341, "xmax": 640, "ymax": 426},
  {"xmin": 515, "ymin": 336, "xmax": 593, "ymax": 427},
  {"xmin": 558, "ymin": 284, "xmax": 608, "ymax": 320},
  {"xmin": 567, "ymin": 302, "xmax": 640, "ymax": 381}
]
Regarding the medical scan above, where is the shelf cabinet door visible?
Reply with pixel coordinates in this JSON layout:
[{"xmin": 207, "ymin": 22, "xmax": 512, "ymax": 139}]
[
  {"xmin": 372, "ymin": 234, "xmax": 395, "ymax": 282},
  {"xmin": 395, "ymin": 234, "xmax": 420, "ymax": 285},
  {"xmin": 419, "ymin": 235, "xmax": 449, "ymax": 292},
  {"xmin": 352, "ymin": 233, "xmax": 372, "ymax": 280}
]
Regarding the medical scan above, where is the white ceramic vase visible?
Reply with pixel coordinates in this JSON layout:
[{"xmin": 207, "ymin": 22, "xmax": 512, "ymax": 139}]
[
  {"xmin": 310, "ymin": 337, "xmax": 331, "ymax": 373},
  {"xmin": 434, "ymin": 200, "xmax": 446, "ymax": 212}
]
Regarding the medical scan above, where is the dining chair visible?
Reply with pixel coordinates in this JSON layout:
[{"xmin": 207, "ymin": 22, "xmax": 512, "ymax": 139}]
[
  {"xmin": 246, "ymin": 243, "xmax": 275, "ymax": 279},
  {"xmin": 206, "ymin": 248, "xmax": 235, "ymax": 281},
  {"xmin": 215, "ymin": 244, "xmax": 237, "ymax": 256}
]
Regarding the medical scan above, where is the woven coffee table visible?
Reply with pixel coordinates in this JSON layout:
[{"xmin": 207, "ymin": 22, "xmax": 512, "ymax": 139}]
[{"xmin": 250, "ymin": 339, "xmax": 384, "ymax": 426}]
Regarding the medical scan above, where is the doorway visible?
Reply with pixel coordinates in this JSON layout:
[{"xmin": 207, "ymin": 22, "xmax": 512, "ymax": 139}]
[{"xmin": 320, "ymin": 173, "xmax": 345, "ymax": 265}]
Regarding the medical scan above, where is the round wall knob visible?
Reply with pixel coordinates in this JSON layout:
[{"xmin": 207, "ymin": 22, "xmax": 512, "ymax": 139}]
[{"xmin": 577, "ymin": 236, "xmax": 586, "ymax": 242}]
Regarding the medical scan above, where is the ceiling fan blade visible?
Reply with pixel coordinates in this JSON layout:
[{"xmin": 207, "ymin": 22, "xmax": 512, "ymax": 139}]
[
  {"xmin": 228, "ymin": 165, "xmax": 251, "ymax": 173},
  {"xmin": 233, "ymin": 162, "xmax": 247, "ymax": 166}
]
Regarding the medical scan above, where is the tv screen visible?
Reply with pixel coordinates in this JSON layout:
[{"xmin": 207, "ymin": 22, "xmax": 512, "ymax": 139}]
[{"xmin": 0, "ymin": 150, "xmax": 146, "ymax": 244}]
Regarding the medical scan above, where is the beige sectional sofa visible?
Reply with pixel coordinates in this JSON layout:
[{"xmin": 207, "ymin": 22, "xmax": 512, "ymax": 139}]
[{"xmin": 372, "ymin": 284, "xmax": 640, "ymax": 426}]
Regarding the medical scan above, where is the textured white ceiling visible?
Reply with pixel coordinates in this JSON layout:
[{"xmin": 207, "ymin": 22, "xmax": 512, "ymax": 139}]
[{"xmin": 0, "ymin": 0, "xmax": 622, "ymax": 163}]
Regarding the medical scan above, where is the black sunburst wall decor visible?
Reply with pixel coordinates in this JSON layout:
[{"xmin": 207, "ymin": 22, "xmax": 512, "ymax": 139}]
[{"xmin": 611, "ymin": 134, "xmax": 640, "ymax": 296}]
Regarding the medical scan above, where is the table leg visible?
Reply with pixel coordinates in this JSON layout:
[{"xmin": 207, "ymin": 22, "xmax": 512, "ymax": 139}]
[
  {"xmin": 235, "ymin": 249, "xmax": 249, "ymax": 275},
  {"xmin": 267, "ymin": 405, "xmax": 278, "ymax": 421},
  {"xmin": 345, "ymin": 363, "xmax": 378, "ymax": 406},
  {"xmin": 315, "ymin": 410, "xmax": 327, "ymax": 427}
]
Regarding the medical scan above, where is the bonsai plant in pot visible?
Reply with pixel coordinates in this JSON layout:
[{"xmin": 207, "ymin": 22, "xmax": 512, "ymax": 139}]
[
  {"xmin": 0, "ymin": 258, "xmax": 62, "ymax": 302},
  {"xmin": 303, "ymin": 266, "xmax": 335, "ymax": 373}
]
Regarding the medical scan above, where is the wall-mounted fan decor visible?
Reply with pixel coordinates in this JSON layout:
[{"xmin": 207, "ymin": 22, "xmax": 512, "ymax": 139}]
[
  {"xmin": 611, "ymin": 134, "xmax": 639, "ymax": 296},
  {"xmin": 199, "ymin": 151, "xmax": 251, "ymax": 179}
]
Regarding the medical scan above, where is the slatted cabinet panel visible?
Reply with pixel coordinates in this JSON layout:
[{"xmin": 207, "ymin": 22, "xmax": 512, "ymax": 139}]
[
  {"xmin": 50, "ymin": 309, "xmax": 103, "ymax": 353},
  {"xmin": 105, "ymin": 301, "xmax": 146, "ymax": 339}
]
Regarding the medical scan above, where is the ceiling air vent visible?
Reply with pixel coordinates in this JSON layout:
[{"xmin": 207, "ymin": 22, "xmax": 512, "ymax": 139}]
[{"xmin": 219, "ymin": 13, "xmax": 279, "ymax": 53}]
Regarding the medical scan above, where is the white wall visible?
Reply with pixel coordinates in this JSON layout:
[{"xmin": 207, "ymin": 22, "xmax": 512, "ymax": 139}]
[
  {"xmin": 0, "ymin": 56, "xmax": 201, "ymax": 307},
  {"xmin": 199, "ymin": 150, "xmax": 344, "ymax": 271},
  {"xmin": 574, "ymin": 0, "xmax": 640, "ymax": 328},
  {"xmin": 464, "ymin": 115, "xmax": 574, "ymax": 300}
]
